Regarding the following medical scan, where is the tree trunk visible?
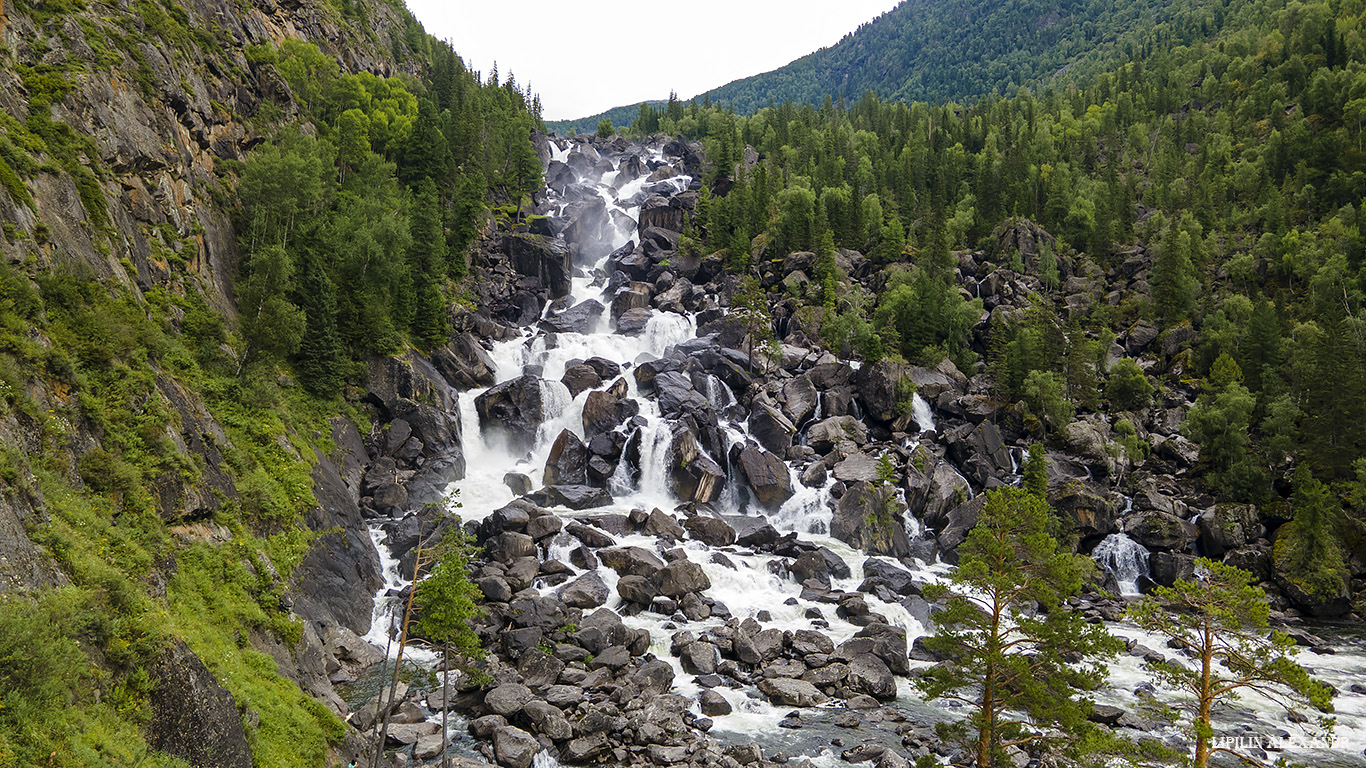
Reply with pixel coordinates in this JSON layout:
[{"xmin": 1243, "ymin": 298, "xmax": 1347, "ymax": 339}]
[
  {"xmin": 1195, "ymin": 618, "xmax": 1214, "ymax": 768},
  {"xmin": 441, "ymin": 641, "xmax": 450, "ymax": 768},
  {"xmin": 373, "ymin": 528, "xmax": 428, "ymax": 768}
]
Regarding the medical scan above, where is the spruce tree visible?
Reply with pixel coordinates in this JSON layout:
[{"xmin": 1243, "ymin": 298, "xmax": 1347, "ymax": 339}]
[
  {"xmin": 409, "ymin": 179, "xmax": 448, "ymax": 349},
  {"xmin": 1151, "ymin": 216, "xmax": 1199, "ymax": 323},
  {"xmin": 294, "ymin": 251, "xmax": 343, "ymax": 395}
]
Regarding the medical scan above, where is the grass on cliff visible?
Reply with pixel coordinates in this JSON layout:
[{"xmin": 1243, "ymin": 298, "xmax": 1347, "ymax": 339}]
[{"xmin": 0, "ymin": 262, "xmax": 349, "ymax": 766}]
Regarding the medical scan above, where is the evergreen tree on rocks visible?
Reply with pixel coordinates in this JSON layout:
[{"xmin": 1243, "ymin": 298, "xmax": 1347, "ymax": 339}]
[
  {"xmin": 409, "ymin": 178, "xmax": 448, "ymax": 349},
  {"xmin": 917, "ymin": 487, "xmax": 1125, "ymax": 767},
  {"xmin": 1128, "ymin": 559, "xmax": 1336, "ymax": 768}
]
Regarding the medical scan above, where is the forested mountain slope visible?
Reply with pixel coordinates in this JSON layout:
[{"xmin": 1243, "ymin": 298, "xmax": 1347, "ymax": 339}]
[
  {"xmin": 639, "ymin": 0, "xmax": 1366, "ymax": 613},
  {"xmin": 0, "ymin": 0, "xmax": 542, "ymax": 763},
  {"xmin": 549, "ymin": 0, "xmax": 1237, "ymax": 133}
]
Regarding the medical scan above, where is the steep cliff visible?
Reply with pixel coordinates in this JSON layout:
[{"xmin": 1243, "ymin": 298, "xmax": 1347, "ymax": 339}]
[{"xmin": 0, "ymin": 0, "xmax": 486, "ymax": 764}]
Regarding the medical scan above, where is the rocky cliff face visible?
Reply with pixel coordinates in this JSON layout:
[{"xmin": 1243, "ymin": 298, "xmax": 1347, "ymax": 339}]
[{"xmin": 0, "ymin": 0, "xmax": 479, "ymax": 764}]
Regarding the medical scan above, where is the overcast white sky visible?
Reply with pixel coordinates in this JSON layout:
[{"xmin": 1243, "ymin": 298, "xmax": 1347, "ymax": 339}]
[{"xmin": 405, "ymin": 1, "xmax": 903, "ymax": 121}]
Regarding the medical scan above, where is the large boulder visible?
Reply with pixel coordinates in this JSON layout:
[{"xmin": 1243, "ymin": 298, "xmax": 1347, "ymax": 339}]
[
  {"xmin": 1128, "ymin": 510, "xmax": 1197, "ymax": 552},
  {"xmin": 655, "ymin": 560, "xmax": 711, "ymax": 597},
  {"xmin": 148, "ymin": 641, "xmax": 253, "ymax": 768},
  {"xmin": 432, "ymin": 333, "xmax": 497, "ymax": 389},
  {"xmin": 668, "ymin": 425, "xmax": 725, "ymax": 503},
  {"xmin": 856, "ymin": 360, "xmax": 908, "ymax": 423},
  {"xmin": 757, "ymin": 678, "xmax": 828, "ymax": 707},
  {"xmin": 559, "ymin": 572, "xmax": 610, "ymax": 609},
  {"xmin": 504, "ymin": 233, "xmax": 571, "ymax": 299},
  {"xmin": 582, "ymin": 380, "xmax": 638, "ymax": 438},
  {"xmin": 845, "ymin": 654, "xmax": 897, "ymax": 700},
  {"xmin": 781, "ymin": 376, "xmax": 820, "ymax": 426},
  {"xmin": 543, "ymin": 429, "xmax": 589, "ymax": 487},
  {"xmin": 1197, "ymin": 504, "xmax": 1262, "ymax": 557},
  {"xmin": 946, "ymin": 421, "xmax": 1013, "ymax": 485},
  {"xmin": 833, "ymin": 452, "xmax": 880, "ymax": 483},
  {"xmin": 833, "ymin": 482, "xmax": 911, "ymax": 558},
  {"xmin": 476, "ymin": 376, "xmax": 559, "ymax": 450},
  {"xmin": 807, "ymin": 416, "xmax": 867, "ymax": 454},
  {"xmin": 493, "ymin": 725, "xmax": 541, "ymax": 768},
  {"xmin": 542, "ymin": 300, "xmax": 605, "ymax": 334},
  {"xmin": 736, "ymin": 446, "xmax": 794, "ymax": 509},
  {"xmin": 748, "ymin": 401, "xmax": 797, "ymax": 454},
  {"xmin": 533, "ymin": 485, "xmax": 612, "ymax": 510},
  {"xmin": 1049, "ymin": 482, "xmax": 1121, "ymax": 542},
  {"xmin": 919, "ymin": 463, "xmax": 971, "ymax": 529}
]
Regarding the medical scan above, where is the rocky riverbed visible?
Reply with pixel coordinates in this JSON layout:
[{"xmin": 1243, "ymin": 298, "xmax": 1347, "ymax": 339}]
[{"xmin": 339, "ymin": 134, "xmax": 1366, "ymax": 768}]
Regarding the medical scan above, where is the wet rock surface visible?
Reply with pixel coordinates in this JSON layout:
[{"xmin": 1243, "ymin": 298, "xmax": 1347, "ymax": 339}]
[{"xmin": 346, "ymin": 133, "xmax": 1366, "ymax": 768}]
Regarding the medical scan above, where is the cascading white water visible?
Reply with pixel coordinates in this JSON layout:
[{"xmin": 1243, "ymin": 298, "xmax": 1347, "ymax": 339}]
[
  {"xmin": 911, "ymin": 392, "xmax": 935, "ymax": 434},
  {"xmin": 1092, "ymin": 533, "xmax": 1150, "ymax": 597},
  {"xmin": 360, "ymin": 134, "xmax": 1366, "ymax": 767}
]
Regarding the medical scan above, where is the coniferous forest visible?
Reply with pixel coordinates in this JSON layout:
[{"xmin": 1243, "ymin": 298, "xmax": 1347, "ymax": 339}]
[{"xmin": 2, "ymin": 0, "xmax": 1366, "ymax": 766}]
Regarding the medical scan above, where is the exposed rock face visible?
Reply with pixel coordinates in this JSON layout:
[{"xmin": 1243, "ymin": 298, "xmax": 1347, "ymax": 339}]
[
  {"xmin": 833, "ymin": 482, "xmax": 911, "ymax": 558},
  {"xmin": 855, "ymin": 360, "xmax": 907, "ymax": 423},
  {"xmin": 504, "ymin": 233, "xmax": 572, "ymax": 300},
  {"xmin": 736, "ymin": 446, "xmax": 794, "ymax": 509},
  {"xmin": 148, "ymin": 641, "xmax": 253, "ymax": 768},
  {"xmin": 477, "ymin": 376, "xmax": 559, "ymax": 450}
]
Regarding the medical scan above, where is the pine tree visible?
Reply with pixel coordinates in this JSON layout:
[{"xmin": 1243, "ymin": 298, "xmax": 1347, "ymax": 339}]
[
  {"xmin": 1128, "ymin": 559, "xmax": 1335, "ymax": 768},
  {"xmin": 917, "ymin": 488, "xmax": 1124, "ymax": 767}
]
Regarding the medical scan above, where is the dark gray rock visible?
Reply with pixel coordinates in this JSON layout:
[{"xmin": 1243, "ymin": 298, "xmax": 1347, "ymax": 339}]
[
  {"xmin": 542, "ymin": 300, "xmax": 605, "ymax": 334},
  {"xmin": 148, "ymin": 641, "xmax": 253, "ymax": 768},
  {"xmin": 1129, "ymin": 510, "xmax": 1197, "ymax": 551},
  {"xmin": 533, "ymin": 485, "xmax": 613, "ymax": 510},
  {"xmin": 485, "ymin": 683, "xmax": 536, "ymax": 717},
  {"xmin": 543, "ymin": 429, "xmax": 589, "ymax": 487},
  {"xmin": 807, "ymin": 416, "xmax": 867, "ymax": 454},
  {"xmin": 1198, "ymin": 504, "xmax": 1261, "ymax": 557},
  {"xmin": 683, "ymin": 515, "xmax": 736, "ymax": 546},
  {"xmin": 846, "ymin": 655, "xmax": 896, "ymax": 700},
  {"xmin": 476, "ymin": 376, "xmax": 557, "ymax": 450},
  {"xmin": 855, "ymin": 360, "xmax": 907, "ymax": 423},
  {"xmin": 832, "ymin": 482, "xmax": 911, "ymax": 558},
  {"xmin": 492, "ymin": 725, "xmax": 541, "ymax": 768},
  {"xmin": 757, "ymin": 677, "xmax": 828, "ymax": 707},
  {"xmin": 505, "ymin": 233, "xmax": 572, "ymax": 299},
  {"xmin": 559, "ymin": 572, "xmax": 610, "ymax": 609},
  {"xmin": 737, "ymin": 446, "xmax": 794, "ymax": 509},
  {"xmin": 656, "ymin": 560, "xmax": 711, "ymax": 596},
  {"xmin": 560, "ymin": 364, "xmax": 601, "ymax": 398}
]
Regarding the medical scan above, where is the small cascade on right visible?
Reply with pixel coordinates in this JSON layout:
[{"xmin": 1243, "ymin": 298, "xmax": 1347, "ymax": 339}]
[{"xmin": 1092, "ymin": 533, "xmax": 1151, "ymax": 596}]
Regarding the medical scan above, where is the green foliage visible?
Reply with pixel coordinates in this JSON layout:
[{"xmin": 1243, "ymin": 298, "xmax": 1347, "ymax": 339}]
[
  {"xmin": 596, "ymin": 118, "xmax": 615, "ymax": 138},
  {"xmin": 412, "ymin": 525, "xmax": 484, "ymax": 661},
  {"xmin": 1023, "ymin": 369, "xmax": 1074, "ymax": 433},
  {"xmin": 1105, "ymin": 357, "xmax": 1153, "ymax": 410},
  {"xmin": 1128, "ymin": 559, "xmax": 1336, "ymax": 767},
  {"xmin": 917, "ymin": 488, "xmax": 1124, "ymax": 766},
  {"xmin": 1273, "ymin": 466, "xmax": 1350, "ymax": 604},
  {"xmin": 1183, "ymin": 359, "xmax": 1265, "ymax": 500},
  {"xmin": 874, "ymin": 266, "xmax": 981, "ymax": 367},
  {"xmin": 1022, "ymin": 443, "xmax": 1048, "ymax": 498}
]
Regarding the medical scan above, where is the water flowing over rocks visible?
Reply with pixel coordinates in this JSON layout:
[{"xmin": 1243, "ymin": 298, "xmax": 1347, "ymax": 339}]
[{"xmin": 342, "ymin": 132, "xmax": 1366, "ymax": 768}]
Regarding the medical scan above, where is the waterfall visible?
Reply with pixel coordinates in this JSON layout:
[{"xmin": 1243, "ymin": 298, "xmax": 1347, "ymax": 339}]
[
  {"xmin": 1092, "ymin": 533, "xmax": 1150, "ymax": 597},
  {"xmin": 912, "ymin": 392, "xmax": 935, "ymax": 433}
]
